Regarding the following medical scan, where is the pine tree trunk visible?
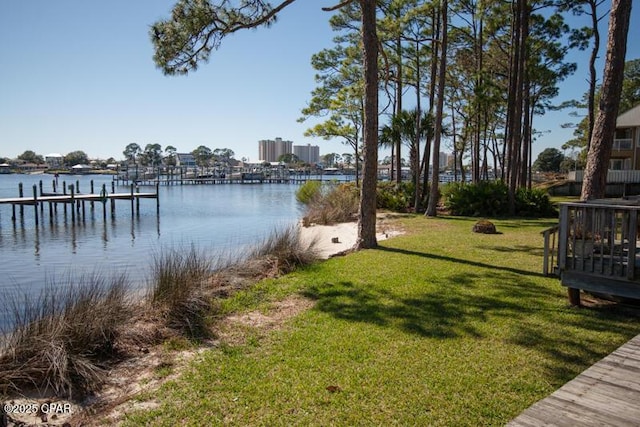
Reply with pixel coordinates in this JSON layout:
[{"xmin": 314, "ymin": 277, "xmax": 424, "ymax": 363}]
[
  {"xmin": 355, "ymin": 0, "xmax": 379, "ymax": 249},
  {"xmin": 426, "ymin": 0, "xmax": 448, "ymax": 217},
  {"xmin": 395, "ymin": 36, "xmax": 403, "ymax": 185},
  {"xmin": 581, "ymin": 0, "xmax": 632, "ymax": 200},
  {"xmin": 586, "ymin": 0, "xmax": 600, "ymax": 151}
]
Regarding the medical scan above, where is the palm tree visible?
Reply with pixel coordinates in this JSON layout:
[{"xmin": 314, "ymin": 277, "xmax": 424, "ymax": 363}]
[{"xmin": 382, "ymin": 108, "xmax": 433, "ymax": 210}]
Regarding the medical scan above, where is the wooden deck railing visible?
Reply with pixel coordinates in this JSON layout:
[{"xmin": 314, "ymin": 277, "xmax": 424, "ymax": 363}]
[
  {"xmin": 557, "ymin": 200, "xmax": 640, "ymax": 304},
  {"xmin": 541, "ymin": 225, "xmax": 559, "ymax": 276}
]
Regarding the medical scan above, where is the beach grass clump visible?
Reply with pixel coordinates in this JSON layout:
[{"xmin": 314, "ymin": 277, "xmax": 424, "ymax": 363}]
[
  {"xmin": 248, "ymin": 225, "xmax": 320, "ymax": 275},
  {"xmin": 304, "ymin": 183, "xmax": 359, "ymax": 225},
  {"xmin": 0, "ymin": 274, "xmax": 131, "ymax": 398},
  {"xmin": 147, "ymin": 247, "xmax": 215, "ymax": 339}
]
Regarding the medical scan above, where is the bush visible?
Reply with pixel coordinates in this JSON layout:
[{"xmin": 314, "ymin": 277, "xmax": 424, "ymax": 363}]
[
  {"xmin": 442, "ymin": 181, "xmax": 509, "ymax": 216},
  {"xmin": 296, "ymin": 180, "xmax": 323, "ymax": 205},
  {"xmin": 376, "ymin": 182, "xmax": 415, "ymax": 212},
  {"xmin": 515, "ymin": 187, "xmax": 558, "ymax": 217},
  {"xmin": 442, "ymin": 180, "xmax": 556, "ymax": 217},
  {"xmin": 303, "ymin": 183, "xmax": 359, "ymax": 225}
]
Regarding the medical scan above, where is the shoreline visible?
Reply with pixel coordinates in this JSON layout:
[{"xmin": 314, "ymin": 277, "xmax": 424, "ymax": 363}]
[{"xmin": 299, "ymin": 215, "xmax": 404, "ymax": 259}]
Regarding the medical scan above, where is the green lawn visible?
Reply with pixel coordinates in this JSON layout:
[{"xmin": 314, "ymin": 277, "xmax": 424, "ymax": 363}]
[{"xmin": 123, "ymin": 215, "xmax": 640, "ymax": 426}]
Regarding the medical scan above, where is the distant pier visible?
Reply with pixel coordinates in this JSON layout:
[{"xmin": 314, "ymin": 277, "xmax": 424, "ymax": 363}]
[
  {"xmin": 113, "ymin": 167, "xmax": 356, "ymax": 186},
  {"xmin": 0, "ymin": 179, "xmax": 159, "ymax": 227}
]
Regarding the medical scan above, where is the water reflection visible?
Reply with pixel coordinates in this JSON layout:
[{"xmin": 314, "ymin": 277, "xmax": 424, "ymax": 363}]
[
  {"xmin": 3, "ymin": 206, "xmax": 161, "ymax": 253},
  {"xmin": 1, "ymin": 175, "xmax": 301, "ymax": 330}
]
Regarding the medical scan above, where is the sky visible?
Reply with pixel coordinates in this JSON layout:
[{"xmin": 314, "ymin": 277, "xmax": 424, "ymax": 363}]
[{"xmin": 0, "ymin": 1, "xmax": 639, "ymax": 163}]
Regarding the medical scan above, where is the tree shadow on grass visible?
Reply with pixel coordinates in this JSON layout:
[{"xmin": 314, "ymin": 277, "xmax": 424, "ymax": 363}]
[
  {"xmin": 476, "ymin": 244, "xmax": 546, "ymax": 257},
  {"xmin": 377, "ymin": 245, "xmax": 547, "ymax": 278},
  {"xmin": 302, "ymin": 244, "xmax": 640, "ymax": 385},
  {"xmin": 301, "ymin": 268, "xmax": 550, "ymax": 341}
]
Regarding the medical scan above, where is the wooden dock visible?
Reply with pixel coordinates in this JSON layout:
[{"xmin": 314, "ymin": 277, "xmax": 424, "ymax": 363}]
[
  {"xmin": 0, "ymin": 181, "xmax": 158, "ymax": 226},
  {"xmin": 508, "ymin": 333, "xmax": 640, "ymax": 426}
]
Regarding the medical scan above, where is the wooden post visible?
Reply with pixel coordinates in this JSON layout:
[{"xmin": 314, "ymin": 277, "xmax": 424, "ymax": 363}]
[
  {"xmin": 568, "ymin": 288, "xmax": 581, "ymax": 306},
  {"xmin": 136, "ymin": 185, "xmax": 140, "ymax": 213},
  {"xmin": 130, "ymin": 184, "xmax": 134, "ymax": 216},
  {"xmin": 542, "ymin": 230, "xmax": 550, "ymax": 276},
  {"xmin": 18, "ymin": 183, "xmax": 24, "ymax": 218},
  {"xmin": 627, "ymin": 209, "xmax": 638, "ymax": 280},
  {"xmin": 63, "ymin": 181, "xmax": 67, "ymax": 195},
  {"xmin": 70, "ymin": 184, "xmax": 75, "ymax": 222},
  {"xmin": 558, "ymin": 204, "xmax": 570, "ymax": 271},
  {"xmin": 32, "ymin": 185, "xmax": 39, "ymax": 226},
  {"xmin": 53, "ymin": 179, "xmax": 57, "ymax": 193},
  {"xmin": 102, "ymin": 184, "xmax": 107, "ymax": 220},
  {"xmin": 90, "ymin": 180, "xmax": 95, "ymax": 209},
  {"xmin": 156, "ymin": 183, "xmax": 160, "ymax": 213},
  {"xmin": 39, "ymin": 180, "xmax": 43, "ymax": 196}
]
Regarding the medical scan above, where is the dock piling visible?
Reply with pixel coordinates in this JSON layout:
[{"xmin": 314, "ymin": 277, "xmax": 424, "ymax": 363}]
[
  {"xmin": 136, "ymin": 185, "xmax": 140, "ymax": 214},
  {"xmin": 32, "ymin": 185, "xmax": 39, "ymax": 226},
  {"xmin": 18, "ymin": 183, "xmax": 24, "ymax": 219},
  {"xmin": 102, "ymin": 184, "xmax": 107, "ymax": 220},
  {"xmin": 69, "ymin": 184, "xmax": 75, "ymax": 222},
  {"xmin": 90, "ymin": 180, "xmax": 95, "ymax": 209}
]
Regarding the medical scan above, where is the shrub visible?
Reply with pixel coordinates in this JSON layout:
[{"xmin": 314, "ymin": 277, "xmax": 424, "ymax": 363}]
[
  {"xmin": 304, "ymin": 183, "xmax": 359, "ymax": 225},
  {"xmin": 0, "ymin": 275, "xmax": 131, "ymax": 397},
  {"xmin": 296, "ymin": 180, "xmax": 323, "ymax": 205},
  {"xmin": 442, "ymin": 181, "xmax": 509, "ymax": 216},
  {"xmin": 515, "ymin": 187, "xmax": 558, "ymax": 217},
  {"xmin": 376, "ymin": 182, "xmax": 415, "ymax": 212},
  {"xmin": 442, "ymin": 181, "xmax": 556, "ymax": 217}
]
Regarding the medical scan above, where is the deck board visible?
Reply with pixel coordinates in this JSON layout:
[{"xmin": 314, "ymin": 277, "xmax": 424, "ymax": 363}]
[{"xmin": 508, "ymin": 334, "xmax": 640, "ymax": 426}]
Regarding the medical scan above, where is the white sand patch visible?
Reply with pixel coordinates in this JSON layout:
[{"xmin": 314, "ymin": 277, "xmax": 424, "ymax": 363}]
[{"xmin": 299, "ymin": 218, "xmax": 403, "ymax": 259}]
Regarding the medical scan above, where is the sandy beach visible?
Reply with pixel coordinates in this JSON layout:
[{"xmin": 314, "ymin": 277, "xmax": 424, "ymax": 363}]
[{"xmin": 299, "ymin": 218, "xmax": 402, "ymax": 259}]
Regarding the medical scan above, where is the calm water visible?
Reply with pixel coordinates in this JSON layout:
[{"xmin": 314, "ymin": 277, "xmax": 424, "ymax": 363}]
[{"xmin": 0, "ymin": 174, "xmax": 304, "ymax": 328}]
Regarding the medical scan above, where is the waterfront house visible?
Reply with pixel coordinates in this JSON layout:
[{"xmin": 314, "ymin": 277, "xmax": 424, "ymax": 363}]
[
  {"xmin": 45, "ymin": 153, "xmax": 64, "ymax": 169},
  {"xmin": 610, "ymin": 104, "xmax": 640, "ymax": 170},
  {"xmin": 16, "ymin": 162, "xmax": 48, "ymax": 173},
  {"xmin": 0, "ymin": 163, "xmax": 10, "ymax": 174},
  {"xmin": 175, "ymin": 153, "xmax": 196, "ymax": 168},
  {"xmin": 71, "ymin": 164, "xmax": 93, "ymax": 174},
  {"xmin": 568, "ymin": 104, "xmax": 640, "ymax": 183}
]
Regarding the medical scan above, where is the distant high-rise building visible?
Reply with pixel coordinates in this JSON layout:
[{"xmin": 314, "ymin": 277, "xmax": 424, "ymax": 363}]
[
  {"xmin": 439, "ymin": 152, "xmax": 448, "ymax": 169},
  {"xmin": 258, "ymin": 137, "xmax": 293, "ymax": 162},
  {"xmin": 293, "ymin": 144, "xmax": 320, "ymax": 164}
]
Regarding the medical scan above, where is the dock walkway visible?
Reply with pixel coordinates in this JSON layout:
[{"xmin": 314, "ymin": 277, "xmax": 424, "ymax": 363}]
[
  {"xmin": 0, "ymin": 182, "xmax": 158, "ymax": 226},
  {"xmin": 508, "ymin": 333, "xmax": 640, "ymax": 426},
  {"xmin": 0, "ymin": 191, "xmax": 157, "ymax": 206}
]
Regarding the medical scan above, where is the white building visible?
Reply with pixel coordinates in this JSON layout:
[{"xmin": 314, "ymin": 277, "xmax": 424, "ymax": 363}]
[
  {"xmin": 258, "ymin": 137, "xmax": 293, "ymax": 162},
  {"xmin": 45, "ymin": 153, "xmax": 64, "ymax": 168},
  {"xmin": 293, "ymin": 144, "xmax": 320, "ymax": 164}
]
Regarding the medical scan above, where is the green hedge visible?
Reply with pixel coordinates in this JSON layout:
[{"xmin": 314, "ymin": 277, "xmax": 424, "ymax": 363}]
[{"xmin": 442, "ymin": 181, "xmax": 557, "ymax": 217}]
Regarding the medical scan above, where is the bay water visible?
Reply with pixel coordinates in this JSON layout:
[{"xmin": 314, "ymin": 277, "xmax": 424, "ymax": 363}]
[{"xmin": 0, "ymin": 174, "xmax": 304, "ymax": 329}]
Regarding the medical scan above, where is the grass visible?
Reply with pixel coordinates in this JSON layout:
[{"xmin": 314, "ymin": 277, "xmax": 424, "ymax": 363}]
[
  {"xmin": 122, "ymin": 215, "xmax": 640, "ymax": 426},
  {"xmin": 0, "ymin": 225, "xmax": 320, "ymax": 402},
  {"xmin": 147, "ymin": 246, "xmax": 216, "ymax": 339}
]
